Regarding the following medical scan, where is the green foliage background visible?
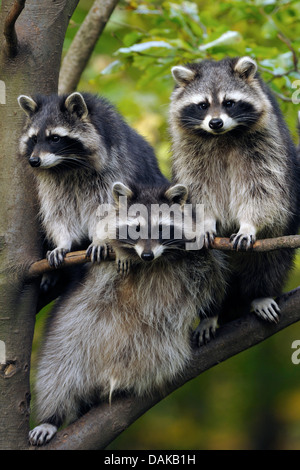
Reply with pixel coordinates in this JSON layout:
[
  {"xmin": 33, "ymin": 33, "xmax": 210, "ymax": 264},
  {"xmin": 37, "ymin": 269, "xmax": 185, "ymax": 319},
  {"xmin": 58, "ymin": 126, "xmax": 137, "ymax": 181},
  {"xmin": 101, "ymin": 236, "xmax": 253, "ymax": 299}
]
[{"xmin": 31, "ymin": 0, "xmax": 300, "ymax": 449}]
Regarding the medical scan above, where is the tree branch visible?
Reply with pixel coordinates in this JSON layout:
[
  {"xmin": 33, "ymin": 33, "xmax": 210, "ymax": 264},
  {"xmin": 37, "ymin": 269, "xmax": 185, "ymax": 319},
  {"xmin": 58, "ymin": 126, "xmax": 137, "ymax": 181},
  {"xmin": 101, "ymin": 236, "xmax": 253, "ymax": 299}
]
[
  {"xmin": 34, "ymin": 285, "xmax": 300, "ymax": 450},
  {"xmin": 277, "ymin": 33, "xmax": 299, "ymax": 72},
  {"xmin": 26, "ymin": 234, "xmax": 300, "ymax": 280},
  {"xmin": 58, "ymin": 0, "xmax": 119, "ymax": 94},
  {"xmin": 27, "ymin": 234, "xmax": 300, "ymax": 449},
  {"xmin": 2, "ymin": 0, "xmax": 26, "ymax": 57}
]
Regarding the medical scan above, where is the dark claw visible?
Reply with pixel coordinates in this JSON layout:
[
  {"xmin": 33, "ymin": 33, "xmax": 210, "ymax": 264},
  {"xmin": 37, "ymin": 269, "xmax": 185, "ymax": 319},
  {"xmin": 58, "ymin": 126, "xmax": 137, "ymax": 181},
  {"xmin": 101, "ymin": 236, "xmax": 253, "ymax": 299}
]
[
  {"xmin": 231, "ymin": 233, "xmax": 242, "ymax": 250},
  {"xmin": 191, "ymin": 330, "xmax": 199, "ymax": 347},
  {"xmin": 86, "ymin": 244, "xmax": 108, "ymax": 263},
  {"xmin": 46, "ymin": 248, "xmax": 68, "ymax": 268},
  {"xmin": 40, "ymin": 272, "xmax": 60, "ymax": 293},
  {"xmin": 192, "ymin": 317, "xmax": 218, "ymax": 347},
  {"xmin": 204, "ymin": 231, "xmax": 216, "ymax": 248},
  {"xmin": 116, "ymin": 258, "xmax": 132, "ymax": 275},
  {"xmin": 252, "ymin": 298, "xmax": 280, "ymax": 323},
  {"xmin": 230, "ymin": 233, "xmax": 254, "ymax": 251},
  {"xmin": 121, "ymin": 260, "xmax": 128, "ymax": 275},
  {"xmin": 96, "ymin": 246, "xmax": 103, "ymax": 263},
  {"xmin": 86, "ymin": 245, "xmax": 92, "ymax": 258},
  {"xmin": 209, "ymin": 327, "xmax": 216, "ymax": 340},
  {"xmin": 192, "ymin": 327, "xmax": 212, "ymax": 347}
]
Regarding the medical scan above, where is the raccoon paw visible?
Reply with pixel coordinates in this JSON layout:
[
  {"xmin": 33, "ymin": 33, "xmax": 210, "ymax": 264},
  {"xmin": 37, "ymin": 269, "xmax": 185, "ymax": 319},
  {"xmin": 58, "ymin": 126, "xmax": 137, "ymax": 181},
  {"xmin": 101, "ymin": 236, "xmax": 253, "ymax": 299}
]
[
  {"xmin": 40, "ymin": 271, "xmax": 61, "ymax": 293},
  {"xmin": 193, "ymin": 317, "xmax": 218, "ymax": 347},
  {"xmin": 46, "ymin": 248, "xmax": 69, "ymax": 268},
  {"xmin": 230, "ymin": 232, "xmax": 255, "ymax": 251},
  {"xmin": 86, "ymin": 243, "xmax": 110, "ymax": 263},
  {"xmin": 251, "ymin": 297, "xmax": 280, "ymax": 323},
  {"xmin": 204, "ymin": 231, "xmax": 216, "ymax": 248},
  {"xmin": 117, "ymin": 258, "xmax": 133, "ymax": 275},
  {"xmin": 29, "ymin": 423, "xmax": 57, "ymax": 446}
]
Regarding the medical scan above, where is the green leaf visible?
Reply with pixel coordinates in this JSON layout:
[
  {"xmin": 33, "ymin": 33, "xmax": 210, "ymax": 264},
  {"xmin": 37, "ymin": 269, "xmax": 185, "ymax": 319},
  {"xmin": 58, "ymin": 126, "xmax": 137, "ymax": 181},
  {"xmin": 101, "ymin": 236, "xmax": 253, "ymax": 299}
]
[
  {"xmin": 137, "ymin": 59, "xmax": 175, "ymax": 87},
  {"xmin": 162, "ymin": 1, "xmax": 202, "ymax": 43},
  {"xmin": 199, "ymin": 30, "xmax": 242, "ymax": 51},
  {"xmin": 100, "ymin": 60, "xmax": 124, "ymax": 75},
  {"xmin": 117, "ymin": 40, "xmax": 174, "ymax": 55},
  {"xmin": 261, "ymin": 18, "xmax": 278, "ymax": 39},
  {"xmin": 123, "ymin": 31, "xmax": 143, "ymax": 48}
]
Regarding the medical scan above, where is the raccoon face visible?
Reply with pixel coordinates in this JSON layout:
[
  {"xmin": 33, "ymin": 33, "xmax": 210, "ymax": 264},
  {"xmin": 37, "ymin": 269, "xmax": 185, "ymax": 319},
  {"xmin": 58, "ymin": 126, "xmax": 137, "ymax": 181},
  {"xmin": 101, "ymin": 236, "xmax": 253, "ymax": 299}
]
[
  {"xmin": 171, "ymin": 57, "xmax": 269, "ymax": 137},
  {"xmin": 112, "ymin": 182, "xmax": 191, "ymax": 262},
  {"xmin": 18, "ymin": 93, "xmax": 101, "ymax": 170}
]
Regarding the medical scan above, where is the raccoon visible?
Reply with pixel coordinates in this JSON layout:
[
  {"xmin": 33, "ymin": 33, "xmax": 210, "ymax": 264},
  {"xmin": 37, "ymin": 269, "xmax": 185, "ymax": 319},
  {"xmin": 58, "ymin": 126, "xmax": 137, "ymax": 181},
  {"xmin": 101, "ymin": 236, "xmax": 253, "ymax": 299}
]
[
  {"xmin": 28, "ymin": 182, "xmax": 227, "ymax": 446},
  {"xmin": 169, "ymin": 56, "xmax": 300, "ymax": 325},
  {"xmin": 18, "ymin": 92, "xmax": 167, "ymax": 268}
]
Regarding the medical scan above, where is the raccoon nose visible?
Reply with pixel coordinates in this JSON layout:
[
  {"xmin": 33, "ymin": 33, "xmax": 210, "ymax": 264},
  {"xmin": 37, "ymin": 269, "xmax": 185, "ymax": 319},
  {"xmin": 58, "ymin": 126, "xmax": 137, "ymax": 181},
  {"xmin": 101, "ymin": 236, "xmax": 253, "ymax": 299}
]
[
  {"xmin": 29, "ymin": 156, "xmax": 41, "ymax": 167},
  {"xmin": 209, "ymin": 118, "xmax": 223, "ymax": 130},
  {"xmin": 141, "ymin": 251, "xmax": 154, "ymax": 262}
]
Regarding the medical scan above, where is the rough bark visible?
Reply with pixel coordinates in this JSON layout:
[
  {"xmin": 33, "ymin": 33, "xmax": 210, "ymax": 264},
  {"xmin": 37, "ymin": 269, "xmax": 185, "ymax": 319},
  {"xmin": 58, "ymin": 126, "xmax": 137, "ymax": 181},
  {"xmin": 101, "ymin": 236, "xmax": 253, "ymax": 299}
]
[{"xmin": 0, "ymin": 0, "xmax": 79, "ymax": 450}]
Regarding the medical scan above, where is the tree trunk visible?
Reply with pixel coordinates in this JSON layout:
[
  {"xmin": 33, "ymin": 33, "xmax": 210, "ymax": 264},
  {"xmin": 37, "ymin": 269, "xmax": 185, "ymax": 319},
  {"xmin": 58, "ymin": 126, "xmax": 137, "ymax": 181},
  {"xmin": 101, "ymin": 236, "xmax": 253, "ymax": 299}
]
[{"xmin": 0, "ymin": 0, "xmax": 79, "ymax": 450}]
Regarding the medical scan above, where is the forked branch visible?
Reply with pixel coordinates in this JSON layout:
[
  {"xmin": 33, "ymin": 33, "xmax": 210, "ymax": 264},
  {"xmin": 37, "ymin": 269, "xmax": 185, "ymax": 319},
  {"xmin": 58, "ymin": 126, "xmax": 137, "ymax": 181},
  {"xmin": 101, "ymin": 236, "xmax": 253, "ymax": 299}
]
[{"xmin": 2, "ymin": 0, "xmax": 26, "ymax": 57}]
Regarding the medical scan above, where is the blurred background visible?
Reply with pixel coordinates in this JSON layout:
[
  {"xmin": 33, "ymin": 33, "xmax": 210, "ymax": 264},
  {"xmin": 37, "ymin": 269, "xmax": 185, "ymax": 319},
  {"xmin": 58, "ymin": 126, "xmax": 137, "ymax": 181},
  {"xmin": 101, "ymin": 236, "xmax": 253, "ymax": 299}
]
[{"xmin": 31, "ymin": 0, "xmax": 300, "ymax": 449}]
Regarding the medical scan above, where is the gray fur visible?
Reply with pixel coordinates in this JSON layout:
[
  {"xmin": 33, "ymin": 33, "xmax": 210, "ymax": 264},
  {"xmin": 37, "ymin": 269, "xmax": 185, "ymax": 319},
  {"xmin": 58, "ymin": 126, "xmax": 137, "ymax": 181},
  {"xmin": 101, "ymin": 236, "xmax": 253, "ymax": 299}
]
[
  {"xmin": 29, "ymin": 183, "xmax": 227, "ymax": 445},
  {"xmin": 169, "ymin": 56, "xmax": 300, "ymax": 322},
  {"xmin": 18, "ymin": 92, "xmax": 167, "ymax": 267}
]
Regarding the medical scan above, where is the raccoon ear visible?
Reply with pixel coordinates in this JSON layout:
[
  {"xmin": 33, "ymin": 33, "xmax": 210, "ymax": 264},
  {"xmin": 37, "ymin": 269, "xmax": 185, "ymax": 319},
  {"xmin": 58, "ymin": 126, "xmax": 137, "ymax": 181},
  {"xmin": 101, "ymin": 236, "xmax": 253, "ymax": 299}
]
[
  {"xmin": 171, "ymin": 66, "xmax": 195, "ymax": 86},
  {"xmin": 17, "ymin": 95, "xmax": 38, "ymax": 117},
  {"xmin": 165, "ymin": 184, "xmax": 188, "ymax": 206},
  {"xmin": 234, "ymin": 56, "xmax": 257, "ymax": 79},
  {"xmin": 112, "ymin": 182, "xmax": 134, "ymax": 203},
  {"xmin": 64, "ymin": 92, "xmax": 89, "ymax": 119}
]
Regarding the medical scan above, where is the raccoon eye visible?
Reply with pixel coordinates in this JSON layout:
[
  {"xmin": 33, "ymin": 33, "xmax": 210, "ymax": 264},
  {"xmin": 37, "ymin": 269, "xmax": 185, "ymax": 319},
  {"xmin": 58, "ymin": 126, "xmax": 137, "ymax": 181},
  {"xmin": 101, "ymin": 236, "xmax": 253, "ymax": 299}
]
[
  {"xmin": 31, "ymin": 135, "xmax": 37, "ymax": 144},
  {"xmin": 198, "ymin": 102, "xmax": 209, "ymax": 110},
  {"xmin": 50, "ymin": 134, "xmax": 61, "ymax": 143},
  {"xmin": 224, "ymin": 100, "xmax": 235, "ymax": 108}
]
